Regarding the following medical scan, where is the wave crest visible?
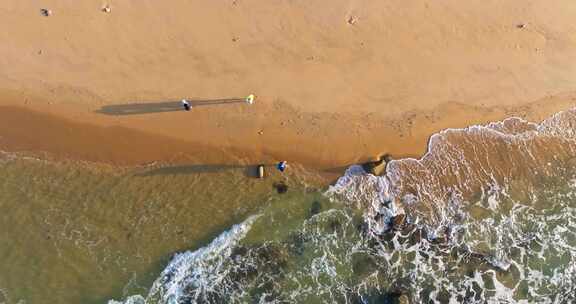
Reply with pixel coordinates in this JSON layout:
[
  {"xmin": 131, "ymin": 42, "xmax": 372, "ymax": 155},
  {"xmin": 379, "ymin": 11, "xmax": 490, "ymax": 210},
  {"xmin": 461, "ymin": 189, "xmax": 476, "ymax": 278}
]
[{"xmin": 330, "ymin": 108, "xmax": 576, "ymax": 235}]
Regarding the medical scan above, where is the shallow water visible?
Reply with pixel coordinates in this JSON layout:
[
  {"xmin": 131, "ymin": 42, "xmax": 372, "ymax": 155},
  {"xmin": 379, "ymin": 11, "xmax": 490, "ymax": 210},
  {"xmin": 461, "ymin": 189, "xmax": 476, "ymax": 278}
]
[
  {"xmin": 108, "ymin": 173, "xmax": 576, "ymax": 303},
  {"xmin": 109, "ymin": 109, "xmax": 576, "ymax": 304},
  {"xmin": 2, "ymin": 109, "xmax": 576, "ymax": 304},
  {"xmin": 0, "ymin": 155, "xmax": 323, "ymax": 304}
]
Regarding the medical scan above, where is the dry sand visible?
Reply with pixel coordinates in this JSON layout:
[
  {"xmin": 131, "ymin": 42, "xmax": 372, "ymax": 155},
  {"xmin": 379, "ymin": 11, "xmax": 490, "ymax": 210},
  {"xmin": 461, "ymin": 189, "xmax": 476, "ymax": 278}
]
[{"xmin": 1, "ymin": 0, "xmax": 576, "ymax": 171}]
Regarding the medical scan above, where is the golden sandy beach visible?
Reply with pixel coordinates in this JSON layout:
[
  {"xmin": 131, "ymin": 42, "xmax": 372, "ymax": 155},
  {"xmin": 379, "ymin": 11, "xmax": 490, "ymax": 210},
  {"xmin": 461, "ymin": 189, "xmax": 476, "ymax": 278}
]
[
  {"xmin": 2, "ymin": 0, "xmax": 576, "ymax": 169},
  {"xmin": 4, "ymin": 2, "xmax": 576, "ymax": 304}
]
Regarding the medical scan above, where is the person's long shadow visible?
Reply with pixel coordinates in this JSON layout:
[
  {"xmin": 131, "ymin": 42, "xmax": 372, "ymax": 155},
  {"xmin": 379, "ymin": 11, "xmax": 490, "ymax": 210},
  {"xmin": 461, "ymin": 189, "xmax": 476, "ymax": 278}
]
[
  {"xmin": 96, "ymin": 98, "xmax": 245, "ymax": 115},
  {"xmin": 138, "ymin": 163, "xmax": 275, "ymax": 178}
]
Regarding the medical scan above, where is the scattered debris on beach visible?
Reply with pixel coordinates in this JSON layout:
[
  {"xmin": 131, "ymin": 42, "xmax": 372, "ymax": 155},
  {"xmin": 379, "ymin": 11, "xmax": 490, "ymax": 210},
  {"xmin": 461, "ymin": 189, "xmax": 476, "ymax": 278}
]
[
  {"xmin": 40, "ymin": 9, "xmax": 51, "ymax": 17},
  {"xmin": 102, "ymin": 6, "xmax": 111, "ymax": 13},
  {"xmin": 516, "ymin": 23, "xmax": 527, "ymax": 29},
  {"xmin": 347, "ymin": 16, "xmax": 357, "ymax": 25},
  {"xmin": 257, "ymin": 164, "xmax": 265, "ymax": 178}
]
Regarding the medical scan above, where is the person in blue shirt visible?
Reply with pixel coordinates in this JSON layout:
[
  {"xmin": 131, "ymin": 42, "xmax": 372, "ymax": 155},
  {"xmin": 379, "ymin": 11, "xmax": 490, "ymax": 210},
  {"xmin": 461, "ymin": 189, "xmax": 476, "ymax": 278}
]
[
  {"xmin": 181, "ymin": 99, "xmax": 191, "ymax": 111},
  {"xmin": 276, "ymin": 161, "xmax": 287, "ymax": 172}
]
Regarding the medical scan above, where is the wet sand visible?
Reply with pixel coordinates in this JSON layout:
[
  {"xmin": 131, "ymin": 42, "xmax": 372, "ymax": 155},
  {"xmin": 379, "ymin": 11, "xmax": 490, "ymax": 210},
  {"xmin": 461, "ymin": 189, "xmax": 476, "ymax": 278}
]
[
  {"xmin": 3, "ymin": 3, "xmax": 576, "ymax": 303},
  {"xmin": 2, "ymin": 0, "xmax": 576, "ymax": 172},
  {"xmin": 0, "ymin": 93, "xmax": 573, "ymax": 175}
]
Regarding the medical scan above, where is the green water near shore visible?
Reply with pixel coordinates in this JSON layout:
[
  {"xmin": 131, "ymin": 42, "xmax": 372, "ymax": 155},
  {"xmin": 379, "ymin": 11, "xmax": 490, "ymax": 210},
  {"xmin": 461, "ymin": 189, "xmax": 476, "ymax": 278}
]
[
  {"xmin": 3, "ymin": 109, "xmax": 576, "ymax": 304},
  {"xmin": 2, "ymin": 155, "xmax": 576, "ymax": 304},
  {"xmin": 0, "ymin": 154, "xmax": 324, "ymax": 304}
]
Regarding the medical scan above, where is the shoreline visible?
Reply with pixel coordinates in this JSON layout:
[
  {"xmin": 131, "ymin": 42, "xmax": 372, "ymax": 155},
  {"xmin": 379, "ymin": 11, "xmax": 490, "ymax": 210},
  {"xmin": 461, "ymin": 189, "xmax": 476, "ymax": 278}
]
[
  {"xmin": 4, "ymin": 2, "xmax": 576, "ymax": 303},
  {"xmin": 3, "ymin": 1, "xmax": 576, "ymax": 180},
  {"xmin": 0, "ymin": 92, "xmax": 573, "ymax": 182}
]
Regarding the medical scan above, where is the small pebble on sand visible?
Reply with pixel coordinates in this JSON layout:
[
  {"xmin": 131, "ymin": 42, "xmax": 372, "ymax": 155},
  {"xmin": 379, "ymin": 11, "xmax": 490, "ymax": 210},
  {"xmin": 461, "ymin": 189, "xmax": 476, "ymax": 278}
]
[
  {"xmin": 347, "ymin": 16, "xmax": 357, "ymax": 25},
  {"xmin": 40, "ymin": 9, "xmax": 51, "ymax": 16},
  {"xmin": 102, "ymin": 6, "xmax": 111, "ymax": 13}
]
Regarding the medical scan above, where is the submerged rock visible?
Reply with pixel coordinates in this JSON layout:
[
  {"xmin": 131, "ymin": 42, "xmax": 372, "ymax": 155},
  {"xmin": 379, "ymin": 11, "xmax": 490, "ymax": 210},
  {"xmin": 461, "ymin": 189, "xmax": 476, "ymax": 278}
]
[
  {"xmin": 273, "ymin": 182, "xmax": 288, "ymax": 194},
  {"xmin": 391, "ymin": 213, "xmax": 406, "ymax": 230},
  {"xmin": 309, "ymin": 201, "xmax": 322, "ymax": 217},
  {"xmin": 398, "ymin": 294, "xmax": 410, "ymax": 304},
  {"xmin": 286, "ymin": 232, "xmax": 308, "ymax": 256}
]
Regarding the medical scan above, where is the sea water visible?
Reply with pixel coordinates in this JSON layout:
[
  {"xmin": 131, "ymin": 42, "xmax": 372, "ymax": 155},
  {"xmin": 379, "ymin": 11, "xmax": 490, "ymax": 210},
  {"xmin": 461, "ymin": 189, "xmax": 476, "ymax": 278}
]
[
  {"xmin": 0, "ymin": 155, "xmax": 324, "ymax": 304},
  {"xmin": 109, "ymin": 108, "xmax": 576, "ymax": 304},
  {"xmin": 2, "ymin": 109, "xmax": 576, "ymax": 303}
]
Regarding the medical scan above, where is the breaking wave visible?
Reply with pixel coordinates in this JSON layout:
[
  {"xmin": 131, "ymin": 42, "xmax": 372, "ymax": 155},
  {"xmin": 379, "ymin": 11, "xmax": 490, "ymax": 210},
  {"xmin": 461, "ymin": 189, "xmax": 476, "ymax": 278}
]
[
  {"xmin": 110, "ymin": 108, "xmax": 576, "ymax": 303},
  {"xmin": 108, "ymin": 215, "xmax": 260, "ymax": 304},
  {"xmin": 327, "ymin": 108, "xmax": 576, "ymax": 302}
]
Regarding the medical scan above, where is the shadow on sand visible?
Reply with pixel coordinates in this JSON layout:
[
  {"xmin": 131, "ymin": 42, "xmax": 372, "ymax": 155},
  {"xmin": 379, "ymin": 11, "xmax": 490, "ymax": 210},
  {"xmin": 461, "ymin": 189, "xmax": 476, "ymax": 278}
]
[
  {"xmin": 138, "ymin": 164, "xmax": 275, "ymax": 178},
  {"xmin": 323, "ymin": 166, "xmax": 352, "ymax": 174},
  {"xmin": 96, "ymin": 98, "xmax": 245, "ymax": 115}
]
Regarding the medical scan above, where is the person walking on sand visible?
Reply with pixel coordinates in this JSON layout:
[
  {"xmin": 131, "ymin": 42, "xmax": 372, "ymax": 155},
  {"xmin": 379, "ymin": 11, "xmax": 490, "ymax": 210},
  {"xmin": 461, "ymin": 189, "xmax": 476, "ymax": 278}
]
[
  {"xmin": 245, "ymin": 94, "xmax": 255, "ymax": 105},
  {"xmin": 181, "ymin": 99, "xmax": 191, "ymax": 111},
  {"xmin": 276, "ymin": 161, "xmax": 287, "ymax": 172}
]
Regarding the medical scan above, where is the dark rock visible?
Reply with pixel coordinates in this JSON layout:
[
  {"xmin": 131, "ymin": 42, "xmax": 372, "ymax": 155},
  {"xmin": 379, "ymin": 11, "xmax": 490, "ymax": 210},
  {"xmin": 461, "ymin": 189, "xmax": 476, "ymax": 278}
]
[
  {"xmin": 257, "ymin": 244, "xmax": 289, "ymax": 268},
  {"xmin": 382, "ymin": 199, "xmax": 392, "ymax": 208},
  {"xmin": 362, "ymin": 154, "xmax": 389, "ymax": 175},
  {"xmin": 230, "ymin": 246, "xmax": 249, "ymax": 259},
  {"xmin": 273, "ymin": 182, "xmax": 288, "ymax": 194},
  {"xmin": 356, "ymin": 221, "xmax": 369, "ymax": 236},
  {"xmin": 392, "ymin": 214, "xmax": 406, "ymax": 230},
  {"xmin": 374, "ymin": 213, "xmax": 384, "ymax": 222},
  {"xmin": 329, "ymin": 219, "xmax": 342, "ymax": 233},
  {"xmin": 389, "ymin": 278, "xmax": 412, "ymax": 302},
  {"xmin": 287, "ymin": 232, "xmax": 307, "ymax": 256},
  {"xmin": 352, "ymin": 253, "xmax": 377, "ymax": 278}
]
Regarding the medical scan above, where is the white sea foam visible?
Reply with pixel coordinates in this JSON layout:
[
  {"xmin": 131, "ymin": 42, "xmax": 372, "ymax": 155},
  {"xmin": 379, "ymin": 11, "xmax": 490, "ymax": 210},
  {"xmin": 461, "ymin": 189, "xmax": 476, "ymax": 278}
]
[
  {"xmin": 324, "ymin": 108, "xmax": 576, "ymax": 302},
  {"xmin": 108, "ymin": 215, "xmax": 259, "ymax": 304},
  {"xmin": 109, "ymin": 108, "xmax": 576, "ymax": 304},
  {"xmin": 329, "ymin": 108, "xmax": 576, "ymax": 233}
]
